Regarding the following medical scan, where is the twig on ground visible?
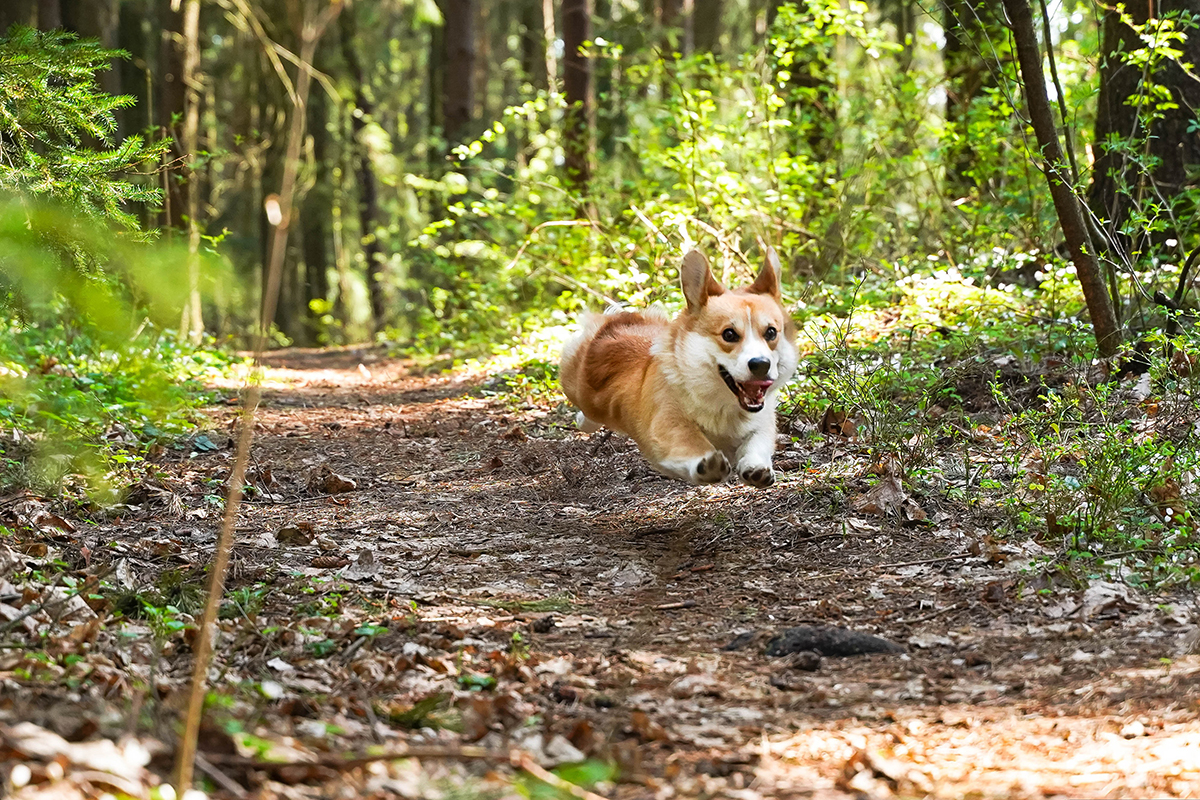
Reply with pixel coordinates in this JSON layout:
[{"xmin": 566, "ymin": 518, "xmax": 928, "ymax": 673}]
[
  {"xmin": 654, "ymin": 600, "xmax": 697, "ymax": 611},
  {"xmin": 195, "ymin": 753, "xmax": 248, "ymax": 799},
  {"xmin": 589, "ymin": 428, "xmax": 614, "ymax": 456},
  {"xmin": 874, "ymin": 552, "xmax": 973, "ymax": 571}
]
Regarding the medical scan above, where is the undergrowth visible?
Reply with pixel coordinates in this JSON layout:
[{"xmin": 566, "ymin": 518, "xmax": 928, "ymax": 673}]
[{"xmin": 0, "ymin": 317, "xmax": 228, "ymax": 497}]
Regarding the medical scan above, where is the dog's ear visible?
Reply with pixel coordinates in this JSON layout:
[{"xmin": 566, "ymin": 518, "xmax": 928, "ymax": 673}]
[
  {"xmin": 681, "ymin": 250, "xmax": 725, "ymax": 312},
  {"xmin": 748, "ymin": 247, "xmax": 783, "ymax": 299}
]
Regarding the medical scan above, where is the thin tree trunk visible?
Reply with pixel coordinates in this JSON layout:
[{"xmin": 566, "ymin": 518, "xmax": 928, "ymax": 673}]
[
  {"xmin": 681, "ymin": 0, "xmax": 694, "ymax": 55},
  {"xmin": 179, "ymin": 0, "xmax": 203, "ymax": 344},
  {"xmin": 476, "ymin": 2, "xmax": 490, "ymax": 124},
  {"xmin": 562, "ymin": 0, "xmax": 592, "ymax": 192},
  {"xmin": 542, "ymin": 0, "xmax": 557, "ymax": 89},
  {"xmin": 1002, "ymin": 0, "xmax": 1120, "ymax": 357},
  {"xmin": 339, "ymin": 7, "xmax": 387, "ymax": 331},
  {"xmin": 174, "ymin": 2, "xmax": 342, "ymax": 792}
]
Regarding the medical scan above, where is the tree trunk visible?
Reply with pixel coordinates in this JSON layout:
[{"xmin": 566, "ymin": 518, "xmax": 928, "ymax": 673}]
[
  {"xmin": 562, "ymin": 0, "xmax": 593, "ymax": 192},
  {"xmin": 476, "ymin": 2, "xmax": 490, "ymax": 125},
  {"xmin": 542, "ymin": 0, "xmax": 557, "ymax": 89},
  {"xmin": 115, "ymin": 0, "xmax": 150, "ymax": 144},
  {"xmin": 1088, "ymin": 0, "xmax": 1200, "ymax": 261},
  {"xmin": 62, "ymin": 0, "xmax": 119, "ymax": 94},
  {"xmin": 428, "ymin": 7, "xmax": 445, "ymax": 151},
  {"xmin": 158, "ymin": 1, "xmax": 187, "ymax": 233},
  {"xmin": 1002, "ymin": 0, "xmax": 1120, "ymax": 357},
  {"xmin": 882, "ymin": 0, "xmax": 914, "ymax": 71},
  {"xmin": 660, "ymin": 0, "xmax": 684, "ymax": 54},
  {"xmin": 519, "ymin": 0, "xmax": 548, "ymax": 90},
  {"xmin": 693, "ymin": 0, "xmax": 722, "ymax": 54},
  {"xmin": 179, "ymin": 0, "xmax": 203, "ymax": 343},
  {"xmin": 0, "ymin": 1, "xmax": 37, "ymax": 32},
  {"xmin": 37, "ymin": 0, "xmax": 60, "ymax": 29},
  {"xmin": 442, "ymin": 0, "xmax": 475, "ymax": 146},
  {"xmin": 339, "ymin": 7, "xmax": 388, "ymax": 331},
  {"xmin": 302, "ymin": 78, "xmax": 332, "ymax": 344}
]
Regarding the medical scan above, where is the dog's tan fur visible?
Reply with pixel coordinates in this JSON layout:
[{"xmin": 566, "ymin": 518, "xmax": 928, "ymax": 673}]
[{"xmin": 560, "ymin": 249, "xmax": 798, "ymax": 486}]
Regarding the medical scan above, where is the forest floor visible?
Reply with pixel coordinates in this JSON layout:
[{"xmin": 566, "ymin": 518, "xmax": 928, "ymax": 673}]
[{"xmin": 3, "ymin": 346, "xmax": 1200, "ymax": 799}]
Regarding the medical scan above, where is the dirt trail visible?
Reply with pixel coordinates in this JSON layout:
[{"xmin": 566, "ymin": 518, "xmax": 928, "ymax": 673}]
[{"xmin": 6, "ymin": 347, "xmax": 1200, "ymax": 799}]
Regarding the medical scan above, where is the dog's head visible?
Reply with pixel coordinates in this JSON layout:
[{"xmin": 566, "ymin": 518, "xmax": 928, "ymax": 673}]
[{"xmin": 677, "ymin": 248, "xmax": 798, "ymax": 413}]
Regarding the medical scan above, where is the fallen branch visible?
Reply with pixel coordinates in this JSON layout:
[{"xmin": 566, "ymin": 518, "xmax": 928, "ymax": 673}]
[
  {"xmin": 204, "ymin": 744, "xmax": 506, "ymax": 771},
  {"xmin": 874, "ymin": 552, "xmax": 973, "ymax": 571}
]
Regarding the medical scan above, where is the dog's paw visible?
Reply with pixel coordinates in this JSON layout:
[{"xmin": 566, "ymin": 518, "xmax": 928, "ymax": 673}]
[
  {"xmin": 693, "ymin": 451, "xmax": 731, "ymax": 484},
  {"xmin": 739, "ymin": 463, "xmax": 775, "ymax": 488}
]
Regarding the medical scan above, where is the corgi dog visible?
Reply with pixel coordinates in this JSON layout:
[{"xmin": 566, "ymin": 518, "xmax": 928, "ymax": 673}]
[{"xmin": 560, "ymin": 248, "xmax": 798, "ymax": 487}]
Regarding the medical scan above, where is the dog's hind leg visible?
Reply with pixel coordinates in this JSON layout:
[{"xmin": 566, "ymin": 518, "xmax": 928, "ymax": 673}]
[{"xmin": 575, "ymin": 411, "xmax": 603, "ymax": 433}]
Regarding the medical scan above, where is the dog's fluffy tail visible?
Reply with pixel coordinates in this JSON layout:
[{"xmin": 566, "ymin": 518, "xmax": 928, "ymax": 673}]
[{"xmin": 559, "ymin": 312, "xmax": 604, "ymax": 405}]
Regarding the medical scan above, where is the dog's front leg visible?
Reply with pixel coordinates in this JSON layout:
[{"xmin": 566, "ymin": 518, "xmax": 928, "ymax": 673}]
[
  {"xmin": 642, "ymin": 414, "xmax": 730, "ymax": 485},
  {"xmin": 736, "ymin": 418, "xmax": 778, "ymax": 488}
]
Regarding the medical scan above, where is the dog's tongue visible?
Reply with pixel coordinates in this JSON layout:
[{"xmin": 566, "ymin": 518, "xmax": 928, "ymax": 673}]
[{"xmin": 740, "ymin": 380, "xmax": 772, "ymax": 408}]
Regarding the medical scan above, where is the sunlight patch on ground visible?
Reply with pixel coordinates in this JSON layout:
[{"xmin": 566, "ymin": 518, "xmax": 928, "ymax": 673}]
[{"xmin": 757, "ymin": 707, "xmax": 1200, "ymax": 798}]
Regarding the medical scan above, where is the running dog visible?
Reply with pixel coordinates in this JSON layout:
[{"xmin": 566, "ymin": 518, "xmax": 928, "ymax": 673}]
[{"xmin": 560, "ymin": 248, "xmax": 797, "ymax": 486}]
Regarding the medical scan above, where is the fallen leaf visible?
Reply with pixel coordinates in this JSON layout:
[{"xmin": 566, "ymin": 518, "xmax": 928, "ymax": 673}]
[
  {"xmin": 277, "ymin": 521, "xmax": 316, "ymax": 545},
  {"xmin": 306, "ymin": 464, "xmax": 357, "ymax": 495},
  {"xmin": 820, "ymin": 405, "xmax": 857, "ymax": 437},
  {"xmin": 852, "ymin": 474, "xmax": 927, "ymax": 522}
]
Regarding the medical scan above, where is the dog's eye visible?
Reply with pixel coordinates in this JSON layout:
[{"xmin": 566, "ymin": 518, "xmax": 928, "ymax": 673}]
[
  {"xmin": 764, "ymin": 326, "xmax": 777, "ymax": 341},
  {"xmin": 721, "ymin": 328, "xmax": 740, "ymax": 343}
]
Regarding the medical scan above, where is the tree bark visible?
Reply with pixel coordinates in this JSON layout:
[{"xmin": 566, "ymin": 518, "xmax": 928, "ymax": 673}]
[
  {"xmin": 441, "ymin": 0, "xmax": 475, "ymax": 146},
  {"xmin": 1088, "ymin": 0, "xmax": 1200, "ymax": 261},
  {"xmin": 562, "ymin": 0, "xmax": 593, "ymax": 192},
  {"xmin": 37, "ymin": 0, "xmax": 60, "ymax": 29},
  {"xmin": 1002, "ymin": 0, "xmax": 1120, "ymax": 357},
  {"xmin": 542, "ymin": 0, "xmax": 557, "ymax": 88},
  {"xmin": 339, "ymin": 7, "xmax": 388, "ymax": 332}
]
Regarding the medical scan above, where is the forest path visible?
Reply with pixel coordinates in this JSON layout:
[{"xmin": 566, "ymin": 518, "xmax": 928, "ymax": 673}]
[
  {"xmin": 13, "ymin": 347, "xmax": 1197, "ymax": 799},
  {"xmin": 208, "ymin": 348, "xmax": 1198, "ymax": 798}
]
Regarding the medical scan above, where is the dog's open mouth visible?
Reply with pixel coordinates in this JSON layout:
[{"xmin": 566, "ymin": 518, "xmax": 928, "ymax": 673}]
[{"xmin": 718, "ymin": 366, "xmax": 773, "ymax": 412}]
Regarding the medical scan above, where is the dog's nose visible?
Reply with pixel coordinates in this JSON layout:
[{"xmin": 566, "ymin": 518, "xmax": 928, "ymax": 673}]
[{"xmin": 748, "ymin": 357, "xmax": 771, "ymax": 378}]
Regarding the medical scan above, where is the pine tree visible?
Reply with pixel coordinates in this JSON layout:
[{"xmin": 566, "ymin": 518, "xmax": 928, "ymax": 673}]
[{"xmin": 0, "ymin": 26, "xmax": 167, "ymax": 232}]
